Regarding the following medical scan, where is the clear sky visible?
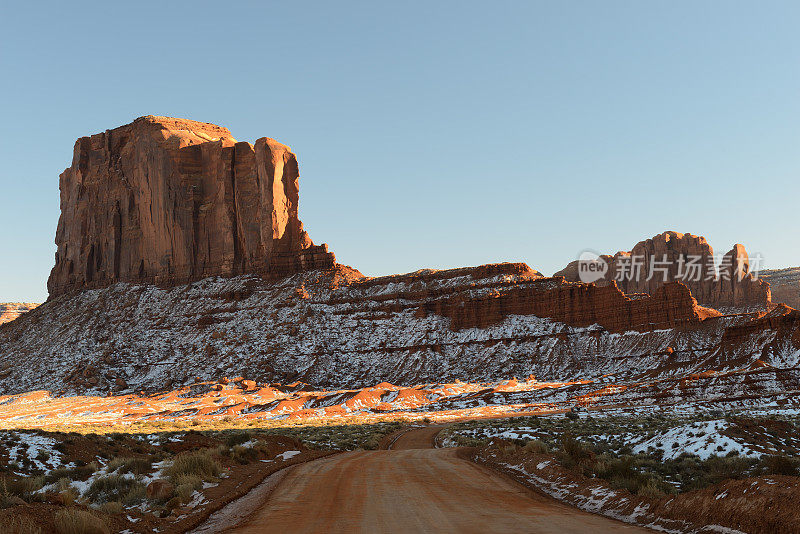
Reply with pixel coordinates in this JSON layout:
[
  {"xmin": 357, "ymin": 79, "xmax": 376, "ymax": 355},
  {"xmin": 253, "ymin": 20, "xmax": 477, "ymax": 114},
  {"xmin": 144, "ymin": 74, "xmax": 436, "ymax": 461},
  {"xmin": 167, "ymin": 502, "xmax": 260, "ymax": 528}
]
[{"xmin": 1, "ymin": 1, "xmax": 798, "ymax": 302}]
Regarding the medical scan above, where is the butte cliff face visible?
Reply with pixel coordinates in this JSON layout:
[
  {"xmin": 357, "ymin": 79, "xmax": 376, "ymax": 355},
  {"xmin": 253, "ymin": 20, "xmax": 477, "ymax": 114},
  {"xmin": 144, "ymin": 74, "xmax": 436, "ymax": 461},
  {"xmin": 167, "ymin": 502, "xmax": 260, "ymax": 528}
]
[
  {"xmin": 759, "ymin": 268, "xmax": 800, "ymax": 310},
  {"xmin": 554, "ymin": 231, "xmax": 771, "ymax": 309},
  {"xmin": 47, "ymin": 116, "xmax": 335, "ymax": 297}
]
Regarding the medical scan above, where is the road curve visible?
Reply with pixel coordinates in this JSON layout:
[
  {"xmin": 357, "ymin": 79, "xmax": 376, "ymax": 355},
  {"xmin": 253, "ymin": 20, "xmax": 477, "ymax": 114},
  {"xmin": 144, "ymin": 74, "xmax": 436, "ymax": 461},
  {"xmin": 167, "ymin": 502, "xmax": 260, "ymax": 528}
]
[{"xmin": 222, "ymin": 428, "xmax": 653, "ymax": 534}]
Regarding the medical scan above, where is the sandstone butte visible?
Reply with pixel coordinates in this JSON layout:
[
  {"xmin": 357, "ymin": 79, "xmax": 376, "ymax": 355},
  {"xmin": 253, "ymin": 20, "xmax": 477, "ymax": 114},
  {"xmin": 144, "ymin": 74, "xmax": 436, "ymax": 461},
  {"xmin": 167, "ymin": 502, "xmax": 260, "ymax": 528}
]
[
  {"xmin": 47, "ymin": 116, "xmax": 335, "ymax": 297},
  {"xmin": 554, "ymin": 231, "xmax": 772, "ymax": 309}
]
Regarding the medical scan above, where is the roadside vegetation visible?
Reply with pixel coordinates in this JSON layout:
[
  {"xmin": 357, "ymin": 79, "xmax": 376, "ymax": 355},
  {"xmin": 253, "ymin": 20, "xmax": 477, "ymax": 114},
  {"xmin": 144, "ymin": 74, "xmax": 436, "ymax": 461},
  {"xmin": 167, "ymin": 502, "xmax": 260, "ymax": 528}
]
[
  {"xmin": 441, "ymin": 412, "xmax": 800, "ymax": 496},
  {"xmin": 0, "ymin": 418, "xmax": 407, "ymax": 531}
]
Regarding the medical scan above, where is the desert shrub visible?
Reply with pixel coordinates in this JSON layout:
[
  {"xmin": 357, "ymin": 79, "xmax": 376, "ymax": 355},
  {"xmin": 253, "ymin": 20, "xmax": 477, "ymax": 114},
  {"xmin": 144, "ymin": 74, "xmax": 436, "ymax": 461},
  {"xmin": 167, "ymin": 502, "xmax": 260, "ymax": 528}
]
[
  {"xmin": 175, "ymin": 474, "xmax": 203, "ymax": 491},
  {"xmin": 558, "ymin": 434, "xmax": 594, "ymax": 472},
  {"xmin": 53, "ymin": 509, "xmax": 109, "ymax": 534},
  {"xmin": 56, "ymin": 477, "xmax": 73, "ymax": 492},
  {"xmin": 105, "ymin": 458, "xmax": 125, "ymax": 471},
  {"xmin": 591, "ymin": 455, "xmax": 671, "ymax": 496},
  {"xmin": 60, "ymin": 488, "xmax": 79, "ymax": 506},
  {"xmin": 500, "ymin": 444, "xmax": 518, "ymax": 456},
  {"xmin": 122, "ymin": 483, "xmax": 146, "ymax": 505},
  {"xmin": 361, "ymin": 433, "xmax": 382, "ymax": 450},
  {"xmin": 705, "ymin": 455, "xmax": 753, "ymax": 485},
  {"xmin": 46, "ymin": 463, "xmax": 98, "ymax": 484},
  {"xmin": 635, "ymin": 477, "xmax": 668, "ymax": 498},
  {"xmin": 85, "ymin": 475, "xmax": 146, "ymax": 505},
  {"xmin": 6, "ymin": 516, "xmax": 42, "ymax": 534},
  {"xmin": 230, "ymin": 445, "xmax": 258, "ymax": 464},
  {"xmin": 175, "ymin": 483, "xmax": 195, "ymax": 503},
  {"xmin": 1, "ymin": 475, "xmax": 44, "ymax": 501},
  {"xmin": 759, "ymin": 455, "xmax": 799, "ymax": 476},
  {"xmin": 114, "ymin": 457, "xmax": 152, "ymax": 476},
  {"xmin": 165, "ymin": 496, "xmax": 182, "ymax": 510},
  {"xmin": 98, "ymin": 501, "xmax": 123, "ymax": 515},
  {"xmin": 164, "ymin": 449, "xmax": 221, "ymax": 482},
  {"xmin": 225, "ymin": 432, "xmax": 252, "ymax": 447},
  {"xmin": 523, "ymin": 439, "xmax": 549, "ymax": 454}
]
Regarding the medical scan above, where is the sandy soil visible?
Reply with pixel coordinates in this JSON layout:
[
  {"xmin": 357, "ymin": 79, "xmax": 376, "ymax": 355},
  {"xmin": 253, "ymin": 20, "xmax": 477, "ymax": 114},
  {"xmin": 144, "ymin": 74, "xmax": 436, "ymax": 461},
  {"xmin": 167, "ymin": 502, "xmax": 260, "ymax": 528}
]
[{"xmin": 221, "ymin": 427, "xmax": 653, "ymax": 534}]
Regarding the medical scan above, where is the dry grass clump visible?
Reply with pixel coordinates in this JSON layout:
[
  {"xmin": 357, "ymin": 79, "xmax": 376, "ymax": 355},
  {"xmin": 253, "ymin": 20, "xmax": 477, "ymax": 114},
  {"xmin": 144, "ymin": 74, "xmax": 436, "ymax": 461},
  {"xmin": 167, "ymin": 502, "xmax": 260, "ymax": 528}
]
[
  {"xmin": 53, "ymin": 508, "xmax": 109, "ymax": 534},
  {"xmin": 0, "ymin": 475, "xmax": 44, "ymax": 505},
  {"xmin": 759, "ymin": 454, "xmax": 799, "ymax": 476},
  {"xmin": 97, "ymin": 501, "xmax": 123, "ymax": 515},
  {"xmin": 85, "ymin": 475, "xmax": 146, "ymax": 505},
  {"xmin": 106, "ymin": 456, "xmax": 152, "ymax": 476},
  {"xmin": 59, "ymin": 487, "xmax": 79, "ymax": 506},
  {"xmin": 175, "ymin": 474, "xmax": 203, "ymax": 491},
  {"xmin": 164, "ymin": 449, "xmax": 221, "ymax": 482},
  {"xmin": 224, "ymin": 431, "xmax": 253, "ymax": 447},
  {"xmin": 6, "ymin": 516, "xmax": 42, "ymax": 534},
  {"xmin": 45, "ymin": 462, "xmax": 99, "ymax": 484},
  {"xmin": 175, "ymin": 482, "xmax": 196, "ymax": 503},
  {"xmin": 228, "ymin": 445, "xmax": 258, "ymax": 464},
  {"xmin": 523, "ymin": 439, "xmax": 549, "ymax": 454}
]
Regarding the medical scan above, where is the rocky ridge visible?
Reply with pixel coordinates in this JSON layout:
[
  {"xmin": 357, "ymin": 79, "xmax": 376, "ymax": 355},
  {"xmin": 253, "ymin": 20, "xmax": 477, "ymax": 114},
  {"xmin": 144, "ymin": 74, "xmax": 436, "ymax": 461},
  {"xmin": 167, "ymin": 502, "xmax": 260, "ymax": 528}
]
[{"xmin": 0, "ymin": 263, "xmax": 798, "ymax": 398}]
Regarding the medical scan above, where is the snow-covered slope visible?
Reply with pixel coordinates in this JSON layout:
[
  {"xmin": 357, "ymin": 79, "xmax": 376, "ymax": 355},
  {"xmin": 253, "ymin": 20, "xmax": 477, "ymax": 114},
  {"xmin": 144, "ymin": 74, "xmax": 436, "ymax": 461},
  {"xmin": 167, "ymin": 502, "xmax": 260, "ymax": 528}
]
[{"xmin": 0, "ymin": 265, "xmax": 798, "ymax": 399}]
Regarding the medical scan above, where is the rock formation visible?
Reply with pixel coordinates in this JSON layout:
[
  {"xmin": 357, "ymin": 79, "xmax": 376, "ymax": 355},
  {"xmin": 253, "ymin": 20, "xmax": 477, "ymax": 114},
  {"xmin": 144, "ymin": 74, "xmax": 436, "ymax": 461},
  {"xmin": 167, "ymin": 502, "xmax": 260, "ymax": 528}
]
[
  {"xmin": 0, "ymin": 303, "xmax": 38, "ymax": 325},
  {"xmin": 47, "ymin": 116, "xmax": 335, "ymax": 297},
  {"xmin": 1, "ymin": 262, "xmax": 798, "ymax": 395},
  {"xmin": 423, "ymin": 278, "xmax": 715, "ymax": 333},
  {"xmin": 759, "ymin": 268, "xmax": 800, "ymax": 310},
  {"xmin": 554, "ymin": 231, "xmax": 771, "ymax": 309}
]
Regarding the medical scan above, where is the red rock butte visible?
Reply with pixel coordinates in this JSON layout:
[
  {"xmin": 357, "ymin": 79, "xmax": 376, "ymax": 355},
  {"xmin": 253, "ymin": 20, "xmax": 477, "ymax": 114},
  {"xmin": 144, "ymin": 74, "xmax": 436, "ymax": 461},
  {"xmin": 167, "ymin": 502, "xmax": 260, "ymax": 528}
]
[{"xmin": 47, "ymin": 116, "xmax": 335, "ymax": 297}]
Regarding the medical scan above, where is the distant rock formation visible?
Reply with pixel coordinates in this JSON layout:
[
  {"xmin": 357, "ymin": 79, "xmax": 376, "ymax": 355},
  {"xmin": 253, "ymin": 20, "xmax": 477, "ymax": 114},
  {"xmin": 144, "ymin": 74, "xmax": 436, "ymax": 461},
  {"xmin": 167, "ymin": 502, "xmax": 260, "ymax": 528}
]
[
  {"xmin": 0, "ymin": 303, "xmax": 38, "ymax": 325},
  {"xmin": 759, "ymin": 268, "xmax": 800, "ymax": 310},
  {"xmin": 47, "ymin": 116, "xmax": 335, "ymax": 297},
  {"xmin": 554, "ymin": 231, "xmax": 771, "ymax": 309}
]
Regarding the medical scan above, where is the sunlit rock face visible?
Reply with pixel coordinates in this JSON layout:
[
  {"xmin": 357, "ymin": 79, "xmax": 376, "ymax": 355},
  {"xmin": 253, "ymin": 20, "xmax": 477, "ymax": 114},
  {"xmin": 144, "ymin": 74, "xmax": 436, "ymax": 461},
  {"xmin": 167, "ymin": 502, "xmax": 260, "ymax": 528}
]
[
  {"xmin": 47, "ymin": 116, "xmax": 334, "ymax": 297},
  {"xmin": 555, "ymin": 231, "xmax": 771, "ymax": 310},
  {"xmin": 0, "ymin": 303, "xmax": 38, "ymax": 325},
  {"xmin": 760, "ymin": 267, "xmax": 800, "ymax": 310}
]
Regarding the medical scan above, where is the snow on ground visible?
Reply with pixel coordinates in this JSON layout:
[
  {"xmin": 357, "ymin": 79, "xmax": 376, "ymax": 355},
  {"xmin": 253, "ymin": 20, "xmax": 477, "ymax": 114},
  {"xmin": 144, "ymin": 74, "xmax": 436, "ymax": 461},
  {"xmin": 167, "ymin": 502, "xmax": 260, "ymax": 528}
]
[
  {"xmin": 631, "ymin": 420, "xmax": 758, "ymax": 460},
  {"xmin": 5, "ymin": 431, "xmax": 64, "ymax": 471}
]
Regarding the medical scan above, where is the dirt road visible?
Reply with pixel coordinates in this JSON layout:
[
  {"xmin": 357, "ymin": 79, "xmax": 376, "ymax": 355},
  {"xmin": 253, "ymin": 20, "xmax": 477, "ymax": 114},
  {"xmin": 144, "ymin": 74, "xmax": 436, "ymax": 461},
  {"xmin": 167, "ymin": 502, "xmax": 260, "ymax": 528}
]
[{"xmin": 218, "ymin": 427, "xmax": 653, "ymax": 534}]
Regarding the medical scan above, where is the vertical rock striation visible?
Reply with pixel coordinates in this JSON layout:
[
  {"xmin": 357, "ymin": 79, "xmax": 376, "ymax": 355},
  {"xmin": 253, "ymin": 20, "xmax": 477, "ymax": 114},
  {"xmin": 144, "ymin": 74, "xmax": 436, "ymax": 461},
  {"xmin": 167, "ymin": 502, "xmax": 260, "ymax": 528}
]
[{"xmin": 47, "ymin": 116, "xmax": 334, "ymax": 297}]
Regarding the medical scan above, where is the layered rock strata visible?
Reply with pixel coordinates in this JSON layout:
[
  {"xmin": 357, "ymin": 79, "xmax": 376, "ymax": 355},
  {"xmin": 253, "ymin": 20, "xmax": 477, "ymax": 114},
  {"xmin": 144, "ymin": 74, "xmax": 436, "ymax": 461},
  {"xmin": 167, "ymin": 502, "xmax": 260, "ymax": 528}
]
[
  {"xmin": 555, "ymin": 231, "xmax": 771, "ymax": 309},
  {"xmin": 47, "ymin": 116, "xmax": 334, "ymax": 297},
  {"xmin": 1, "ymin": 264, "xmax": 797, "ymax": 395}
]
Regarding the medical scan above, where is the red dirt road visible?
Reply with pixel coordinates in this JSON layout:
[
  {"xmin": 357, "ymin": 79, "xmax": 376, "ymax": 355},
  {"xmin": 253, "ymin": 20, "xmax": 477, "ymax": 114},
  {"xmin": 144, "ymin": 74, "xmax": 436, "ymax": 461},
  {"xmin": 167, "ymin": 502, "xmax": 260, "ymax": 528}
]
[{"xmin": 221, "ymin": 427, "xmax": 653, "ymax": 534}]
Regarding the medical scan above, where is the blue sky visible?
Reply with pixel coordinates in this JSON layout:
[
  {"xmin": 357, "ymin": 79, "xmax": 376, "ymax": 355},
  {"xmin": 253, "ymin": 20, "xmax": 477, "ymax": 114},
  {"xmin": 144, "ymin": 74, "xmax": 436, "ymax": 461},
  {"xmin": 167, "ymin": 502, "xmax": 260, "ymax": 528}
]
[{"xmin": 1, "ymin": 1, "xmax": 798, "ymax": 302}]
